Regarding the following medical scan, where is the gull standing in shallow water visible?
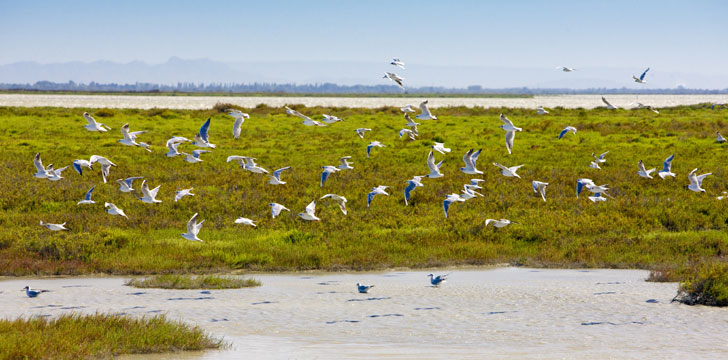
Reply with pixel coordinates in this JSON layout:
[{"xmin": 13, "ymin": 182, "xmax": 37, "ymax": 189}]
[
  {"xmin": 687, "ymin": 168, "xmax": 712, "ymax": 193},
  {"xmin": 22, "ymin": 286, "xmax": 49, "ymax": 298},
  {"xmin": 443, "ymin": 193, "xmax": 465, "ymax": 218},
  {"xmin": 320, "ymin": 194, "xmax": 348, "ymax": 215},
  {"xmin": 83, "ymin": 112, "xmax": 111, "ymax": 132},
  {"xmin": 532, "ymin": 181, "xmax": 549, "ymax": 201},
  {"xmin": 357, "ymin": 283, "xmax": 374, "ymax": 293},
  {"xmin": 139, "ymin": 180, "xmax": 162, "ymax": 203},
  {"xmin": 118, "ymin": 123, "xmax": 151, "ymax": 152},
  {"xmin": 269, "ymin": 203, "xmax": 290, "ymax": 218},
  {"xmin": 499, "ymin": 114, "xmax": 522, "ymax": 154},
  {"xmin": 416, "ymin": 100, "xmax": 437, "ymax": 120},
  {"xmin": 40, "ymin": 220, "xmax": 67, "ymax": 231},
  {"xmin": 105, "ymin": 202, "xmax": 128, "ymax": 218},
  {"xmin": 428, "ymin": 273, "xmax": 448, "ymax": 287},
  {"xmin": 366, "ymin": 141, "xmax": 385, "ymax": 158},
  {"xmin": 77, "ymin": 185, "xmax": 96, "ymax": 205},
  {"xmin": 193, "ymin": 118, "xmax": 216, "ymax": 148},
  {"xmin": 367, "ymin": 186, "xmax": 389, "ymax": 208},
  {"xmin": 175, "ymin": 188, "xmax": 194, "ymax": 202},
  {"xmin": 116, "ymin": 176, "xmax": 143, "ymax": 192},
  {"xmin": 181, "ymin": 213, "xmax": 204, "ymax": 241},
  {"xmin": 637, "ymin": 160, "xmax": 656, "ymax": 179},
  {"xmin": 268, "ymin": 166, "xmax": 291, "ymax": 185},
  {"xmin": 226, "ymin": 109, "xmax": 249, "ymax": 139},
  {"xmin": 404, "ymin": 176, "xmax": 424, "ymax": 206},
  {"xmin": 298, "ymin": 200, "xmax": 320, "ymax": 221},
  {"xmin": 658, "ymin": 155, "xmax": 675, "ymax": 179}
]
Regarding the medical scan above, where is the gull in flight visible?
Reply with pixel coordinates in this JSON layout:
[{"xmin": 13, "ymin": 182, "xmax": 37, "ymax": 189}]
[
  {"xmin": 40, "ymin": 220, "xmax": 67, "ymax": 231},
  {"xmin": 227, "ymin": 156, "xmax": 269, "ymax": 174},
  {"xmin": 633, "ymin": 67, "xmax": 650, "ymax": 83},
  {"xmin": 383, "ymin": 72, "xmax": 404, "ymax": 90},
  {"xmin": 443, "ymin": 193, "xmax": 465, "ymax": 218},
  {"xmin": 460, "ymin": 184, "xmax": 484, "ymax": 200},
  {"xmin": 105, "ymin": 202, "xmax": 128, "ymax": 218},
  {"xmin": 404, "ymin": 113, "xmax": 420, "ymax": 128},
  {"xmin": 416, "ymin": 100, "xmax": 437, "ymax": 120},
  {"xmin": 558, "ymin": 126, "xmax": 577, "ymax": 139},
  {"xmin": 592, "ymin": 151, "xmax": 609, "ymax": 164},
  {"xmin": 320, "ymin": 194, "xmax": 348, "ymax": 215},
  {"xmin": 425, "ymin": 150, "xmax": 445, "ymax": 178},
  {"xmin": 116, "ymin": 176, "xmax": 143, "ymax": 193},
  {"xmin": 637, "ymin": 160, "xmax": 656, "ymax": 179},
  {"xmin": 32, "ymin": 153, "xmax": 50, "ymax": 178},
  {"xmin": 631, "ymin": 102, "xmax": 660, "ymax": 114},
  {"xmin": 320, "ymin": 165, "xmax": 340, "ymax": 187},
  {"xmin": 90, "ymin": 155, "xmax": 116, "ymax": 184},
  {"xmin": 165, "ymin": 136, "xmax": 190, "ymax": 157},
  {"xmin": 537, "ymin": 106, "xmax": 549, "ymax": 115},
  {"xmin": 298, "ymin": 200, "xmax": 321, "ymax": 221},
  {"xmin": 46, "ymin": 164, "xmax": 69, "ymax": 182},
  {"xmin": 193, "ymin": 118, "xmax": 216, "ymax": 148},
  {"xmin": 428, "ymin": 273, "xmax": 448, "ymax": 287},
  {"xmin": 356, "ymin": 128, "xmax": 372, "ymax": 139},
  {"xmin": 357, "ymin": 283, "xmax": 374, "ymax": 293},
  {"xmin": 139, "ymin": 180, "xmax": 162, "ymax": 203},
  {"xmin": 285, "ymin": 106, "xmax": 326, "ymax": 126},
  {"xmin": 269, "ymin": 203, "xmax": 290, "ymax": 218},
  {"xmin": 77, "ymin": 185, "xmax": 96, "ymax": 205},
  {"xmin": 268, "ymin": 166, "xmax": 291, "ymax": 185},
  {"xmin": 588, "ymin": 192, "xmax": 608, "ymax": 202},
  {"xmin": 576, "ymin": 178, "xmax": 595, "ymax": 198},
  {"xmin": 657, "ymin": 155, "xmax": 675, "ymax": 179},
  {"xmin": 558, "ymin": 66, "xmax": 576, "ymax": 72},
  {"xmin": 469, "ymin": 178, "xmax": 485, "ymax": 187},
  {"xmin": 367, "ymin": 185, "xmax": 389, "ymax": 208},
  {"xmin": 182, "ymin": 150, "xmax": 211, "ymax": 163},
  {"xmin": 390, "ymin": 58, "xmax": 405, "ymax": 69},
  {"xmin": 337, "ymin": 156, "xmax": 354, "ymax": 170},
  {"xmin": 175, "ymin": 188, "xmax": 194, "ymax": 202},
  {"xmin": 321, "ymin": 114, "xmax": 343, "ymax": 124},
  {"xmin": 22, "ymin": 286, "xmax": 49, "ymax": 298},
  {"xmin": 432, "ymin": 142, "xmax": 451, "ymax": 154},
  {"xmin": 83, "ymin": 112, "xmax": 111, "ymax": 132},
  {"xmin": 401, "ymin": 104, "xmax": 417, "ymax": 113},
  {"xmin": 72, "ymin": 159, "xmax": 93, "ymax": 175},
  {"xmin": 226, "ymin": 109, "xmax": 249, "ymax": 139},
  {"xmin": 399, "ymin": 128, "xmax": 417, "ymax": 140},
  {"xmin": 687, "ymin": 168, "xmax": 712, "ymax": 192},
  {"xmin": 181, "ymin": 213, "xmax": 204, "ymax": 241},
  {"xmin": 460, "ymin": 149, "xmax": 482, "ymax": 174},
  {"xmin": 118, "ymin": 123, "xmax": 151, "ymax": 152},
  {"xmin": 589, "ymin": 161, "xmax": 601, "ymax": 170},
  {"xmin": 485, "ymin": 219, "xmax": 517, "ymax": 228},
  {"xmin": 404, "ymin": 175, "xmax": 424, "ymax": 206},
  {"xmin": 234, "ymin": 216, "xmax": 257, "ymax": 227},
  {"xmin": 499, "ymin": 114, "xmax": 522, "ymax": 154},
  {"xmin": 602, "ymin": 96, "xmax": 618, "ymax": 110},
  {"xmin": 716, "ymin": 132, "xmax": 726, "ymax": 143},
  {"xmin": 532, "ymin": 181, "xmax": 549, "ymax": 201},
  {"xmin": 493, "ymin": 162, "xmax": 523, "ymax": 178},
  {"xmin": 367, "ymin": 141, "xmax": 385, "ymax": 158}
]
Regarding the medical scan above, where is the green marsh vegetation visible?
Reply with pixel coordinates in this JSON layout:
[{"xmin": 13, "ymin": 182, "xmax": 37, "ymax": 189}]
[{"xmin": 126, "ymin": 274, "xmax": 260, "ymax": 289}]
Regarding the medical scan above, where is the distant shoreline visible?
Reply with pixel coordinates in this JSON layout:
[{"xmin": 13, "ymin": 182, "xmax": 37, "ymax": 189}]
[{"xmin": 0, "ymin": 89, "xmax": 532, "ymax": 98}]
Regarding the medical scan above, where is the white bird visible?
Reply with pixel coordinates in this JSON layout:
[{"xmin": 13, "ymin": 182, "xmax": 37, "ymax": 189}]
[
  {"xmin": 443, "ymin": 193, "xmax": 465, "ymax": 218},
  {"xmin": 428, "ymin": 273, "xmax": 448, "ymax": 286},
  {"xmin": 432, "ymin": 142, "xmax": 451, "ymax": 154},
  {"xmin": 32, "ymin": 153, "xmax": 50, "ymax": 178},
  {"xmin": 558, "ymin": 126, "xmax": 577, "ymax": 139},
  {"xmin": 459, "ymin": 149, "xmax": 482, "ymax": 175},
  {"xmin": 632, "ymin": 102, "xmax": 660, "ymax": 114},
  {"xmin": 193, "ymin": 118, "xmax": 216, "ymax": 148},
  {"xmin": 399, "ymin": 128, "xmax": 417, "ymax": 140},
  {"xmin": 72, "ymin": 159, "xmax": 93, "ymax": 175},
  {"xmin": 637, "ymin": 160, "xmax": 656, "ymax": 179},
  {"xmin": 401, "ymin": 104, "xmax": 417, "ymax": 113},
  {"xmin": 139, "ymin": 180, "xmax": 162, "ymax": 203},
  {"xmin": 404, "ymin": 176, "xmax": 424, "ymax": 206},
  {"xmin": 320, "ymin": 194, "xmax": 348, "ymax": 215},
  {"xmin": 425, "ymin": 150, "xmax": 445, "ymax": 178},
  {"xmin": 268, "ymin": 166, "xmax": 291, "ymax": 185},
  {"xmin": 390, "ymin": 58, "xmax": 405, "ymax": 69},
  {"xmin": 298, "ymin": 200, "xmax": 320, "ymax": 221},
  {"xmin": 537, "ymin": 106, "xmax": 549, "ymax": 115},
  {"xmin": 181, "ymin": 213, "xmax": 204, "ymax": 241},
  {"xmin": 367, "ymin": 185, "xmax": 389, "ymax": 208},
  {"xmin": 716, "ymin": 132, "xmax": 726, "ymax": 143},
  {"xmin": 226, "ymin": 109, "xmax": 249, "ymax": 139},
  {"xmin": 320, "ymin": 166, "xmax": 340, "ymax": 187},
  {"xmin": 118, "ymin": 123, "xmax": 151, "ymax": 152},
  {"xmin": 366, "ymin": 141, "xmax": 385, "ymax": 158},
  {"xmin": 77, "ymin": 185, "xmax": 96, "ymax": 205},
  {"xmin": 355, "ymin": 128, "xmax": 372, "ymax": 139},
  {"xmin": 460, "ymin": 184, "xmax": 483, "ymax": 200},
  {"xmin": 493, "ymin": 162, "xmax": 523, "ymax": 178},
  {"xmin": 321, "ymin": 114, "xmax": 343, "ymax": 124},
  {"xmin": 657, "ymin": 154, "xmax": 676, "ymax": 179},
  {"xmin": 234, "ymin": 216, "xmax": 257, "ymax": 227},
  {"xmin": 499, "ymin": 114, "xmax": 522, "ymax": 154},
  {"xmin": 416, "ymin": 100, "xmax": 437, "ymax": 120},
  {"xmin": 592, "ymin": 151, "xmax": 609, "ymax": 163},
  {"xmin": 337, "ymin": 156, "xmax": 354, "ymax": 170},
  {"xmin": 357, "ymin": 282, "xmax": 374, "ymax": 293},
  {"xmin": 175, "ymin": 188, "xmax": 194, "ymax": 202},
  {"xmin": 576, "ymin": 178, "xmax": 595, "ymax": 198},
  {"xmin": 165, "ymin": 136, "xmax": 190, "ymax": 157},
  {"xmin": 687, "ymin": 168, "xmax": 712, "ymax": 193},
  {"xmin": 717, "ymin": 192, "xmax": 728, "ymax": 200},
  {"xmin": 90, "ymin": 154, "xmax": 117, "ymax": 184},
  {"xmin": 40, "ymin": 220, "xmax": 67, "ymax": 231},
  {"xmin": 383, "ymin": 72, "xmax": 404, "ymax": 90},
  {"xmin": 269, "ymin": 203, "xmax": 290, "ymax": 218},
  {"xmin": 22, "ymin": 286, "xmax": 49, "ymax": 298},
  {"xmin": 602, "ymin": 96, "xmax": 618, "ymax": 110},
  {"xmin": 227, "ymin": 156, "xmax": 267, "ymax": 173},
  {"xmin": 83, "ymin": 112, "xmax": 111, "ymax": 132},
  {"xmin": 469, "ymin": 179, "xmax": 485, "ymax": 187},
  {"xmin": 588, "ymin": 192, "xmax": 608, "ymax": 202},
  {"xmin": 46, "ymin": 165, "xmax": 69, "ymax": 181},
  {"xmin": 558, "ymin": 66, "xmax": 576, "ymax": 72},
  {"xmin": 285, "ymin": 106, "xmax": 326, "ymax": 126},
  {"xmin": 589, "ymin": 161, "xmax": 601, "ymax": 170},
  {"xmin": 485, "ymin": 219, "xmax": 517, "ymax": 228},
  {"xmin": 532, "ymin": 181, "xmax": 549, "ymax": 202},
  {"xmin": 181, "ymin": 150, "xmax": 211, "ymax": 163},
  {"xmin": 633, "ymin": 67, "xmax": 650, "ymax": 83},
  {"xmin": 104, "ymin": 202, "xmax": 128, "ymax": 218},
  {"xmin": 404, "ymin": 113, "xmax": 420, "ymax": 128},
  {"xmin": 116, "ymin": 176, "xmax": 143, "ymax": 192}
]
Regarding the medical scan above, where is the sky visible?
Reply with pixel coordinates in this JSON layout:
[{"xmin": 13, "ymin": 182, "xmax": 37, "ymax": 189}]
[{"xmin": 0, "ymin": 0, "xmax": 726, "ymax": 88}]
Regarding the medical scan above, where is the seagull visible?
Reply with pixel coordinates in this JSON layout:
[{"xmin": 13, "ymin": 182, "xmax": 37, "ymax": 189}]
[
  {"xmin": 367, "ymin": 185, "xmax": 389, "ymax": 208},
  {"xmin": 320, "ymin": 194, "xmax": 348, "ymax": 215},
  {"xmin": 83, "ymin": 112, "xmax": 111, "ymax": 132},
  {"xmin": 268, "ymin": 166, "xmax": 291, "ymax": 185},
  {"xmin": 537, "ymin": 106, "xmax": 549, "ymax": 115},
  {"xmin": 40, "ymin": 220, "xmax": 67, "ymax": 231},
  {"xmin": 337, "ymin": 156, "xmax": 354, "ymax": 170},
  {"xmin": 77, "ymin": 185, "xmax": 96, "ymax": 205},
  {"xmin": 592, "ymin": 151, "xmax": 609, "ymax": 164},
  {"xmin": 390, "ymin": 58, "xmax": 405, "ymax": 69},
  {"xmin": 716, "ymin": 132, "xmax": 727, "ymax": 143},
  {"xmin": 637, "ymin": 160, "xmax": 656, "ymax": 179},
  {"xmin": 404, "ymin": 113, "xmax": 420, "ymax": 128},
  {"xmin": 32, "ymin": 153, "xmax": 50, "ymax": 178},
  {"xmin": 269, "ymin": 203, "xmax": 290, "ymax": 218},
  {"xmin": 46, "ymin": 165, "xmax": 69, "ymax": 181},
  {"xmin": 399, "ymin": 128, "xmax": 417, "ymax": 140},
  {"xmin": 165, "ymin": 136, "xmax": 190, "ymax": 157},
  {"xmin": 493, "ymin": 162, "xmax": 523, "ymax": 178},
  {"xmin": 460, "ymin": 184, "xmax": 484, "ymax": 200},
  {"xmin": 688, "ymin": 168, "xmax": 712, "ymax": 192},
  {"xmin": 401, "ymin": 104, "xmax": 417, "ymax": 113},
  {"xmin": 460, "ymin": 149, "xmax": 483, "ymax": 174},
  {"xmin": 118, "ymin": 123, "xmax": 151, "ymax": 152},
  {"xmin": 443, "ymin": 193, "xmax": 465, "ymax": 218},
  {"xmin": 657, "ymin": 155, "xmax": 676, "ymax": 179},
  {"xmin": 234, "ymin": 216, "xmax": 257, "ymax": 227},
  {"xmin": 116, "ymin": 176, "xmax": 143, "ymax": 192},
  {"xmin": 576, "ymin": 178, "xmax": 595, "ymax": 198},
  {"xmin": 104, "ymin": 202, "xmax": 128, "ymax": 218},
  {"xmin": 632, "ymin": 102, "xmax": 660, "ymax": 114},
  {"xmin": 285, "ymin": 106, "xmax": 326, "ymax": 126},
  {"xmin": 425, "ymin": 150, "xmax": 445, "ymax": 178},
  {"xmin": 366, "ymin": 141, "xmax": 385, "ymax": 158},
  {"xmin": 357, "ymin": 283, "xmax": 374, "ymax": 293},
  {"xmin": 585, "ymin": 183, "xmax": 612, "ymax": 199},
  {"xmin": 139, "ymin": 180, "xmax": 162, "ymax": 203},
  {"xmin": 416, "ymin": 100, "xmax": 437, "ymax": 120},
  {"xmin": 432, "ymin": 142, "xmax": 451, "ymax": 154},
  {"xmin": 469, "ymin": 179, "xmax": 485, "ymax": 187},
  {"xmin": 427, "ymin": 273, "xmax": 448, "ymax": 287},
  {"xmin": 175, "ymin": 188, "xmax": 194, "ymax": 202},
  {"xmin": 588, "ymin": 192, "xmax": 608, "ymax": 202},
  {"xmin": 298, "ymin": 200, "xmax": 320, "ymax": 221},
  {"xmin": 558, "ymin": 126, "xmax": 577, "ymax": 139},
  {"xmin": 558, "ymin": 66, "xmax": 576, "ymax": 72},
  {"xmin": 717, "ymin": 191, "xmax": 728, "ymax": 200},
  {"xmin": 181, "ymin": 213, "xmax": 204, "ymax": 241},
  {"xmin": 532, "ymin": 181, "xmax": 548, "ymax": 202},
  {"xmin": 589, "ymin": 161, "xmax": 601, "ymax": 170},
  {"xmin": 72, "ymin": 159, "xmax": 93, "ymax": 175},
  {"xmin": 321, "ymin": 114, "xmax": 343, "ymax": 124},
  {"xmin": 383, "ymin": 72, "xmax": 404, "ymax": 90},
  {"xmin": 193, "ymin": 118, "xmax": 216, "ymax": 148},
  {"xmin": 499, "ymin": 114, "xmax": 522, "ymax": 154},
  {"xmin": 602, "ymin": 96, "xmax": 618, "ymax": 110},
  {"xmin": 633, "ymin": 67, "xmax": 650, "ymax": 83},
  {"xmin": 320, "ymin": 166, "xmax": 340, "ymax": 187},
  {"xmin": 227, "ymin": 156, "xmax": 269, "ymax": 174},
  {"xmin": 90, "ymin": 155, "xmax": 117, "ymax": 184},
  {"xmin": 181, "ymin": 150, "xmax": 211, "ymax": 163},
  {"xmin": 22, "ymin": 286, "xmax": 49, "ymax": 298},
  {"xmin": 355, "ymin": 128, "xmax": 372, "ymax": 139},
  {"xmin": 226, "ymin": 109, "xmax": 249, "ymax": 139},
  {"xmin": 485, "ymin": 219, "xmax": 517, "ymax": 228},
  {"xmin": 404, "ymin": 176, "xmax": 424, "ymax": 206}
]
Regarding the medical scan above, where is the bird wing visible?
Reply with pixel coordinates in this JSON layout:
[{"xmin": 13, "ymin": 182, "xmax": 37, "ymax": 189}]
[
  {"xmin": 638, "ymin": 160, "xmax": 647, "ymax": 173},
  {"xmin": 320, "ymin": 168, "xmax": 332, "ymax": 187},
  {"xmin": 273, "ymin": 166, "xmax": 291, "ymax": 178},
  {"xmin": 233, "ymin": 118, "xmax": 243, "ymax": 139},
  {"xmin": 419, "ymin": 101, "xmax": 431, "ymax": 117},
  {"xmin": 124, "ymin": 176, "xmax": 143, "ymax": 187},
  {"xmin": 697, "ymin": 173, "xmax": 712, "ymax": 185},
  {"xmin": 558, "ymin": 128, "xmax": 569, "ymax": 139},
  {"xmin": 85, "ymin": 186, "xmax": 95, "ymax": 200},
  {"xmin": 187, "ymin": 213, "xmax": 198, "ymax": 234},
  {"xmin": 426, "ymin": 151, "xmax": 438, "ymax": 172},
  {"xmin": 640, "ymin": 68, "xmax": 649, "ymax": 80},
  {"xmin": 33, "ymin": 153, "xmax": 45, "ymax": 172},
  {"xmin": 662, "ymin": 154, "xmax": 674, "ymax": 172},
  {"xmin": 72, "ymin": 161, "xmax": 84, "ymax": 175},
  {"xmin": 442, "ymin": 199, "xmax": 451, "ymax": 218},
  {"xmin": 599, "ymin": 151, "xmax": 609, "ymax": 160},
  {"xmin": 305, "ymin": 200, "xmax": 316, "ymax": 215},
  {"xmin": 462, "ymin": 149, "xmax": 475, "ymax": 168},
  {"xmin": 140, "ymin": 180, "xmax": 151, "ymax": 198},
  {"xmin": 505, "ymin": 131, "xmax": 515, "ymax": 154},
  {"xmin": 602, "ymin": 96, "xmax": 613, "ymax": 107},
  {"xmin": 198, "ymin": 118, "xmax": 211, "ymax": 143},
  {"xmin": 367, "ymin": 191, "xmax": 376, "ymax": 207},
  {"xmin": 471, "ymin": 149, "xmax": 482, "ymax": 166},
  {"xmin": 499, "ymin": 113, "xmax": 515, "ymax": 127},
  {"xmin": 492, "ymin": 162, "xmax": 509, "ymax": 172},
  {"xmin": 121, "ymin": 123, "xmax": 131, "ymax": 140},
  {"xmin": 339, "ymin": 156, "xmax": 351, "ymax": 166},
  {"xmin": 84, "ymin": 113, "xmax": 97, "ymax": 126},
  {"xmin": 404, "ymin": 181, "xmax": 417, "ymax": 205}
]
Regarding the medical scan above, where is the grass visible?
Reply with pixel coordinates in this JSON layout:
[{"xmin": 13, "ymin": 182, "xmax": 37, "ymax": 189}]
[
  {"xmin": 673, "ymin": 261, "xmax": 728, "ymax": 306},
  {"xmin": 1, "ymin": 105, "xmax": 727, "ymax": 278},
  {"xmin": 0, "ymin": 313, "xmax": 223, "ymax": 359},
  {"xmin": 126, "ymin": 274, "xmax": 260, "ymax": 289}
]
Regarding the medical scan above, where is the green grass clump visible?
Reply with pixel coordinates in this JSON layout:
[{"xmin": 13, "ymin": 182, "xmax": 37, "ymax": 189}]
[
  {"xmin": 675, "ymin": 261, "xmax": 728, "ymax": 306},
  {"xmin": 0, "ymin": 313, "xmax": 223, "ymax": 359},
  {"xmin": 126, "ymin": 274, "xmax": 260, "ymax": 289}
]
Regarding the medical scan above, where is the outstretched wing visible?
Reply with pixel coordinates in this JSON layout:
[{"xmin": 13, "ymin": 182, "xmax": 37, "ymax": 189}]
[
  {"xmin": 640, "ymin": 67, "xmax": 650, "ymax": 81},
  {"xmin": 662, "ymin": 154, "xmax": 674, "ymax": 172},
  {"xmin": 85, "ymin": 186, "xmax": 95, "ymax": 200},
  {"xmin": 198, "ymin": 118, "xmax": 211, "ymax": 142}
]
